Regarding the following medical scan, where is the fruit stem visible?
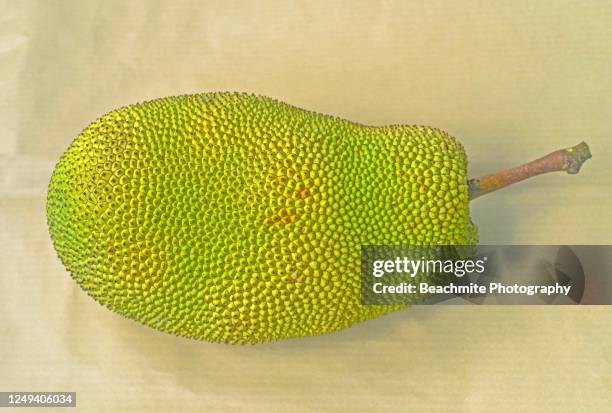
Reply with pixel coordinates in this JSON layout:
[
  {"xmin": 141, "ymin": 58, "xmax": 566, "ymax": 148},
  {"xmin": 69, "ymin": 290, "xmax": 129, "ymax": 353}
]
[{"xmin": 468, "ymin": 141, "xmax": 592, "ymax": 200}]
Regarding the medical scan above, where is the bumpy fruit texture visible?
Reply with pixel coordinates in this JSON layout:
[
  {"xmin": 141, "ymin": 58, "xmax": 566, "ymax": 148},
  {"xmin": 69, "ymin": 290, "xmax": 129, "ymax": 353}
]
[{"xmin": 47, "ymin": 93, "xmax": 477, "ymax": 343}]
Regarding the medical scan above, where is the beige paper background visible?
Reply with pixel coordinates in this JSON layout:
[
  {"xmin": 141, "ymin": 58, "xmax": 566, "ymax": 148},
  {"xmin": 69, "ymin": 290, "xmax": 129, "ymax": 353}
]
[{"xmin": 2, "ymin": 1, "xmax": 612, "ymax": 411}]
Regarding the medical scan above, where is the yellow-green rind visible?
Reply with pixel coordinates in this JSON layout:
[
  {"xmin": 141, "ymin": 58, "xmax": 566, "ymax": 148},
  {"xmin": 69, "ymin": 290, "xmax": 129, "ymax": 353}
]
[{"xmin": 47, "ymin": 92, "xmax": 477, "ymax": 344}]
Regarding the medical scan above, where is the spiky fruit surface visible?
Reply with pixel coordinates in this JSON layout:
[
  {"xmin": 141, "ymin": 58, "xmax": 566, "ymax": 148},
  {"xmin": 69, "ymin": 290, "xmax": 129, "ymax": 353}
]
[{"xmin": 47, "ymin": 93, "xmax": 477, "ymax": 343}]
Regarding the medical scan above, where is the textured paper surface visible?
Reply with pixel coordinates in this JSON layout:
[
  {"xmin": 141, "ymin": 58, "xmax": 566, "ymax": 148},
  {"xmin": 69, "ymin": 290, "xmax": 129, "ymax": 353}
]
[{"xmin": 2, "ymin": 1, "xmax": 612, "ymax": 411}]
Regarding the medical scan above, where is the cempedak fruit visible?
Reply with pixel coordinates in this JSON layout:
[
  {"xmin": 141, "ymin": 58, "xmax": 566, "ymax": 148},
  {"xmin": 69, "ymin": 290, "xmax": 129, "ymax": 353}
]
[{"xmin": 47, "ymin": 92, "xmax": 590, "ymax": 344}]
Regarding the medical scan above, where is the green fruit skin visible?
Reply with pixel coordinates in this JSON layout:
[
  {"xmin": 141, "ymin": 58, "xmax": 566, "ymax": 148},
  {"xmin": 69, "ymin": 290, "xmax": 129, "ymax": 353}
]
[{"xmin": 47, "ymin": 93, "xmax": 477, "ymax": 343}]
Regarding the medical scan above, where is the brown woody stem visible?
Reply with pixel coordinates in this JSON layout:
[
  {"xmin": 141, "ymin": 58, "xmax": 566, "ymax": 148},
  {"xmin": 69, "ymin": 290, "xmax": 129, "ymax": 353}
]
[{"xmin": 468, "ymin": 141, "xmax": 592, "ymax": 200}]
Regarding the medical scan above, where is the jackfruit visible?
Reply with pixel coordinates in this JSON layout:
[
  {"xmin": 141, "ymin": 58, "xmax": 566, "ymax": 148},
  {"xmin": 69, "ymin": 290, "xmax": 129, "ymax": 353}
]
[{"xmin": 47, "ymin": 92, "xmax": 477, "ymax": 343}]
